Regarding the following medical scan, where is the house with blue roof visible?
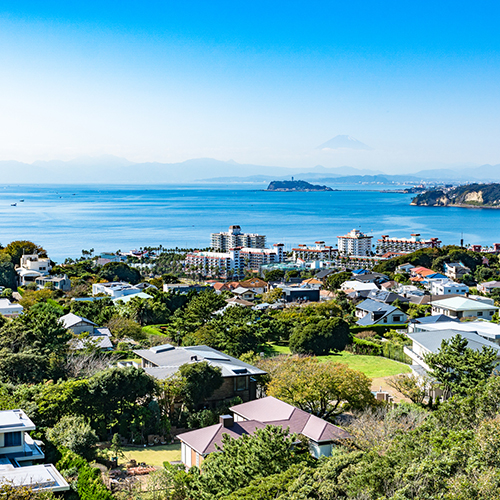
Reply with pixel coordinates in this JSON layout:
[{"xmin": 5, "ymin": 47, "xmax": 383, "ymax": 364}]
[{"xmin": 355, "ymin": 298, "xmax": 408, "ymax": 326}]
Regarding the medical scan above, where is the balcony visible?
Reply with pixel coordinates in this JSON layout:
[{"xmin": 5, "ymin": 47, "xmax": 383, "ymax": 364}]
[
  {"xmin": 0, "ymin": 435, "xmax": 45, "ymax": 463},
  {"xmin": 403, "ymin": 346, "xmax": 430, "ymax": 372}
]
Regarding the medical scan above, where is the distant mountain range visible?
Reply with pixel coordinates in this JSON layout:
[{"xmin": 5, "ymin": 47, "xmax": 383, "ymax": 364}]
[{"xmin": 0, "ymin": 154, "xmax": 499, "ymax": 184}]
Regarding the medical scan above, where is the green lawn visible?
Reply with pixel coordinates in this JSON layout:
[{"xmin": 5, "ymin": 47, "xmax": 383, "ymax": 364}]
[
  {"xmin": 142, "ymin": 324, "xmax": 170, "ymax": 336},
  {"xmin": 122, "ymin": 443, "xmax": 181, "ymax": 466},
  {"xmin": 267, "ymin": 344, "xmax": 411, "ymax": 379},
  {"xmin": 317, "ymin": 352, "xmax": 411, "ymax": 378}
]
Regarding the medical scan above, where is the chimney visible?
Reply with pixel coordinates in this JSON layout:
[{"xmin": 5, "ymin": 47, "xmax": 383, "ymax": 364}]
[{"xmin": 219, "ymin": 415, "xmax": 234, "ymax": 428}]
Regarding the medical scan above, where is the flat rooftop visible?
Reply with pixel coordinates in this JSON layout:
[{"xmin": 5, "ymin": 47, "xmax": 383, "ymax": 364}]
[{"xmin": 0, "ymin": 409, "xmax": 35, "ymax": 433}]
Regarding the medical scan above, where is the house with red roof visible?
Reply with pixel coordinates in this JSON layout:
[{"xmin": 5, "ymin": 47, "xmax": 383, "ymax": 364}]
[{"xmin": 178, "ymin": 396, "xmax": 352, "ymax": 468}]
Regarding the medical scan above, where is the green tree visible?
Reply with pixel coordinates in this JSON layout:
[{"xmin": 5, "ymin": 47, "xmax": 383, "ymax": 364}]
[
  {"xmin": 194, "ymin": 425, "xmax": 307, "ymax": 499},
  {"xmin": 324, "ymin": 271, "xmax": 352, "ymax": 291},
  {"xmin": 105, "ymin": 315, "xmax": 145, "ymax": 341},
  {"xmin": 70, "ymin": 296, "xmax": 116, "ymax": 325},
  {"xmin": 99, "ymin": 261, "xmax": 142, "ymax": 284},
  {"xmin": 2, "ymin": 240, "xmax": 47, "ymax": 266},
  {"xmin": 261, "ymin": 356, "xmax": 375, "ymax": 419},
  {"xmin": 289, "ymin": 317, "xmax": 350, "ymax": 355},
  {"xmin": 425, "ymin": 334, "xmax": 497, "ymax": 396},
  {"xmin": 179, "ymin": 361, "xmax": 223, "ymax": 410},
  {"xmin": 47, "ymin": 415, "xmax": 98, "ymax": 460}
]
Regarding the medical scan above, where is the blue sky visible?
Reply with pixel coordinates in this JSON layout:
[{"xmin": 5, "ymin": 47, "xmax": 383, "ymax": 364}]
[{"xmin": 0, "ymin": 1, "xmax": 499, "ymax": 172}]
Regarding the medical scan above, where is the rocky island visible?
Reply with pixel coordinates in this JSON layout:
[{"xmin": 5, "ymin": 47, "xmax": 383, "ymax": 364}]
[
  {"xmin": 411, "ymin": 183, "xmax": 500, "ymax": 208},
  {"xmin": 266, "ymin": 180, "xmax": 334, "ymax": 192}
]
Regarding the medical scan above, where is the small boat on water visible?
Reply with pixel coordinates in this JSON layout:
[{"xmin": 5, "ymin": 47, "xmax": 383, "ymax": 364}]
[
  {"xmin": 11, "ymin": 203, "xmax": 16, "ymax": 206},
  {"xmin": 19, "ymin": 200, "xmax": 24, "ymax": 202}
]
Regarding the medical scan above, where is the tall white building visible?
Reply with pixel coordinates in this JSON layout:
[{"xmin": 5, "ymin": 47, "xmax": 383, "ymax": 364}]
[
  {"xmin": 376, "ymin": 234, "xmax": 441, "ymax": 255},
  {"xmin": 211, "ymin": 225, "xmax": 266, "ymax": 251},
  {"xmin": 292, "ymin": 241, "xmax": 336, "ymax": 261},
  {"xmin": 185, "ymin": 244, "xmax": 284, "ymax": 277},
  {"xmin": 338, "ymin": 229, "xmax": 373, "ymax": 257}
]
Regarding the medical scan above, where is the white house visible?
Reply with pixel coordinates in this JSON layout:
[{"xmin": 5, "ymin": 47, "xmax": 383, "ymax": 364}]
[
  {"xmin": 0, "ymin": 299, "xmax": 23, "ymax": 317},
  {"xmin": 231, "ymin": 287, "xmax": 256, "ymax": 301},
  {"xmin": 340, "ymin": 281, "xmax": 379, "ymax": 293},
  {"xmin": 431, "ymin": 296, "xmax": 498, "ymax": 319},
  {"xmin": 477, "ymin": 281, "xmax": 500, "ymax": 294},
  {"xmin": 16, "ymin": 254, "xmax": 51, "ymax": 286},
  {"xmin": 444, "ymin": 262, "xmax": 471, "ymax": 280},
  {"xmin": 0, "ymin": 409, "xmax": 69, "ymax": 493},
  {"xmin": 92, "ymin": 281, "xmax": 155, "ymax": 299},
  {"xmin": 429, "ymin": 280, "xmax": 469, "ymax": 296}
]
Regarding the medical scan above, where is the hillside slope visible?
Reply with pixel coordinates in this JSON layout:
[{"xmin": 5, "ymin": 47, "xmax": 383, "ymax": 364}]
[{"xmin": 411, "ymin": 183, "xmax": 500, "ymax": 208}]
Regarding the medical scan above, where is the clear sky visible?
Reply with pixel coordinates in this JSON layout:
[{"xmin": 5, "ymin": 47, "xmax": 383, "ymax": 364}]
[{"xmin": 1, "ymin": 1, "xmax": 499, "ymax": 173}]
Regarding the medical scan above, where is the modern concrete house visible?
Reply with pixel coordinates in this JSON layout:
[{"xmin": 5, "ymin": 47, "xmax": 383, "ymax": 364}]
[
  {"xmin": 0, "ymin": 299, "xmax": 23, "ymax": 317},
  {"xmin": 0, "ymin": 409, "xmax": 69, "ymax": 493},
  {"xmin": 133, "ymin": 344, "xmax": 266, "ymax": 406},
  {"xmin": 35, "ymin": 274, "xmax": 71, "ymax": 291},
  {"xmin": 178, "ymin": 397, "xmax": 352, "ymax": 468},
  {"xmin": 16, "ymin": 254, "xmax": 52, "ymax": 287},
  {"xmin": 429, "ymin": 280, "xmax": 469, "ymax": 296}
]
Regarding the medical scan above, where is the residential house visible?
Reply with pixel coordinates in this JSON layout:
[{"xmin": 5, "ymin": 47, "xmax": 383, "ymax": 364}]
[
  {"xmin": 396, "ymin": 263, "xmax": 415, "ymax": 273},
  {"xmin": 133, "ymin": 344, "xmax": 266, "ymax": 405},
  {"xmin": 301, "ymin": 278, "xmax": 323, "ymax": 287},
  {"xmin": 444, "ymin": 262, "xmax": 471, "ymax": 280},
  {"xmin": 429, "ymin": 280, "xmax": 469, "ymax": 296},
  {"xmin": 0, "ymin": 299, "xmax": 23, "ymax": 317},
  {"xmin": 477, "ymin": 281, "xmax": 500, "ymax": 294},
  {"xmin": 314, "ymin": 269, "xmax": 337, "ymax": 283},
  {"xmin": 35, "ymin": 274, "xmax": 71, "ymax": 291},
  {"xmin": 355, "ymin": 299, "xmax": 408, "ymax": 326},
  {"xmin": 279, "ymin": 285, "xmax": 320, "ymax": 303},
  {"xmin": 231, "ymin": 287, "xmax": 256, "ymax": 301},
  {"xmin": 92, "ymin": 281, "xmax": 156, "ymax": 299},
  {"xmin": 404, "ymin": 330, "xmax": 500, "ymax": 378},
  {"xmin": 353, "ymin": 272, "xmax": 388, "ymax": 285},
  {"xmin": 380, "ymin": 280, "xmax": 398, "ymax": 291},
  {"xmin": 16, "ymin": 254, "xmax": 52, "ymax": 287},
  {"xmin": 397, "ymin": 284, "xmax": 425, "ymax": 298},
  {"xmin": 61, "ymin": 313, "xmax": 113, "ymax": 351},
  {"xmin": 340, "ymin": 281, "xmax": 379, "ymax": 293},
  {"xmin": 366, "ymin": 289, "xmax": 408, "ymax": 304},
  {"xmin": 0, "ymin": 409, "xmax": 69, "ymax": 493},
  {"xmin": 409, "ymin": 320, "xmax": 500, "ymax": 346},
  {"xmin": 178, "ymin": 396, "xmax": 352, "ymax": 468},
  {"xmin": 112, "ymin": 292, "xmax": 153, "ymax": 304},
  {"xmin": 225, "ymin": 297, "xmax": 254, "ymax": 307},
  {"xmin": 238, "ymin": 278, "xmax": 268, "ymax": 294},
  {"xmin": 431, "ymin": 296, "xmax": 498, "ymax": 319}
]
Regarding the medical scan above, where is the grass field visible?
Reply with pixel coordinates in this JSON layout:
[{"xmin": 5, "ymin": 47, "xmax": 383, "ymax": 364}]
[
  {"xmin": 122, "ymin": 443, "xmax": 181, "ymax": 466},
  {"xmin": 268, "ymin": 344, "xmax": 411, "ymax": 379},
  {"xmin": 142, "ymin": 324, "xmax": 169, "ymax": 336}
]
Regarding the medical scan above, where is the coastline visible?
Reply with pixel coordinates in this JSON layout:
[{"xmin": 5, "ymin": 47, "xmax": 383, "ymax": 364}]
[{"xmin": 410, "ymin": 202, "xmax": 500, "ymax": 210}]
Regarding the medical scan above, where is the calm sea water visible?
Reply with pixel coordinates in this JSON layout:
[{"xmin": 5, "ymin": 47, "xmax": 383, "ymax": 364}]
[{"xmin": 0, "ymin": 183, "xmax": 498, "ymax": 263}]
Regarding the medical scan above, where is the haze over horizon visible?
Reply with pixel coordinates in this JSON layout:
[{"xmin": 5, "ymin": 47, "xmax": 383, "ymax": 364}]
[{"xmin": 1, "ymin": 1, "xmax": 500, "ymax": 177}]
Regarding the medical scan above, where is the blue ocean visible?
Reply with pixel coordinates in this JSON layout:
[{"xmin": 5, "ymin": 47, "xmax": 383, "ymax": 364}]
[{"xmin": 0, "ymin": 183, "xmax": 498, "ymax": 263}]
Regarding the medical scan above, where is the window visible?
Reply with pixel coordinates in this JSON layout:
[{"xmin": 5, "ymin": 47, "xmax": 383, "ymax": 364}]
[
  {"xmin": 477, "ymin": 312, "xmax": 483, "ymax": 317},
  {"xmin": 4, "ymin": 432, "xmax": 21, "ymax": 447},
  {"xmin": 393, "ymin": 316, "xmax": 401, "ymax": 322},
  {"xmin": 235, "ymin": 377, "xmax": 248, "ymax": 391}
]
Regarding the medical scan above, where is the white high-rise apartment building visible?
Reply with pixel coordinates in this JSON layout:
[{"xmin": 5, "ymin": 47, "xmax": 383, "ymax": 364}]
[
  {"xmin": 211, "ymin": 225, "xmax": 266, "ymax": 251},
  {"xmin": 338, "ymin": 229, "xmax": 373, "ymax": 257}
]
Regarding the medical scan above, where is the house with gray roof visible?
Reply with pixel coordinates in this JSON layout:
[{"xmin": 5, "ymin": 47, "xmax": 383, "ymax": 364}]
[
  {"xmin": 431, "ymin": 296, "xmax": 498, "ymax": 319},
  {"xmin": 404, "ymin": 329, "xmax": 500, "ymax": 377},
  {"xmin": 61, "ymin": 313, "xmax": 113, "ymax": 351},
  {"xmin": 134, "ymin": 344, "xmax": 266, "ymax": 405},
  {"xmin": 355, "ymin": 298, "xmax": 408, "ymax": 326},
  {"xmin": 178, "ymin": 396, "xmax": 352, "ymax": 468}
]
